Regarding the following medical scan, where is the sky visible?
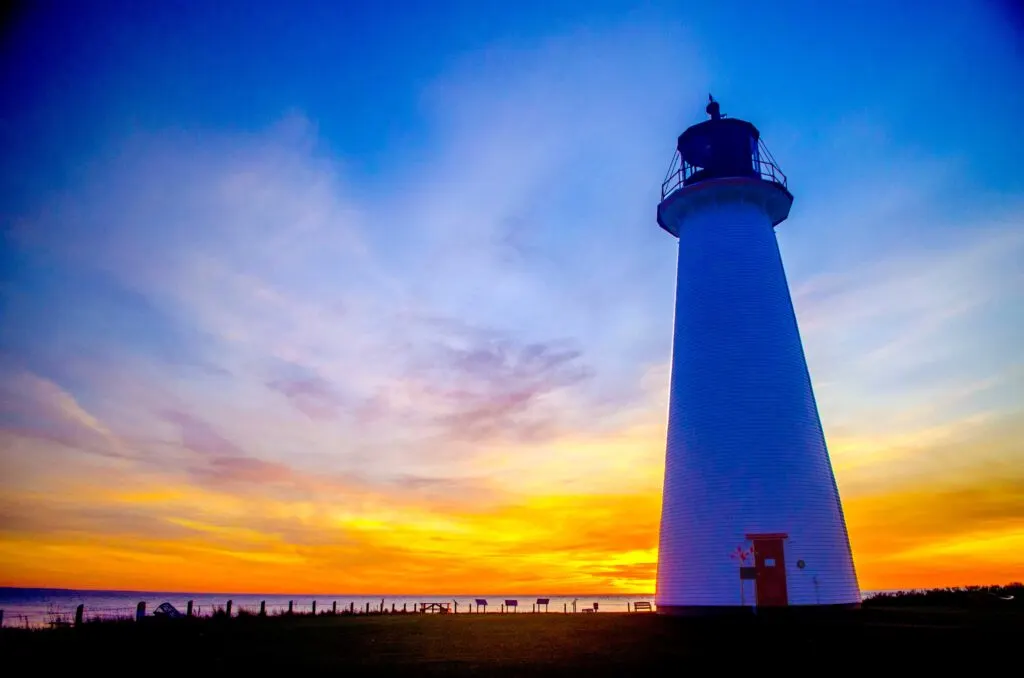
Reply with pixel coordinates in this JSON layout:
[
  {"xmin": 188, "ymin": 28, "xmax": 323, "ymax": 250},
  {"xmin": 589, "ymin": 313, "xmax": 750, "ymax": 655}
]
[{"xmin": 0, "ymin": 0, "xmax": 1022, "ymax": 594}]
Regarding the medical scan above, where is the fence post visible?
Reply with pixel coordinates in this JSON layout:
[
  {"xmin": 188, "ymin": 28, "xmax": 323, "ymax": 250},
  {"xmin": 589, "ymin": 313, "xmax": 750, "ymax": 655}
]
[
  {"xmin": 391, "ymin": 603, "xmax": 395, "ymax": 613},
  {"xmin": 259, "ymin": 601, "xmax": 266, "ymax": 617},
  {"xmin": 365, "ymin": 602, "xmax": 370, "ymax": 613},
  {"xmin": 454, "ymin": 601, "xmax": 458, "ymax": 614},
  {"xmin": 0, "ymin": 609, "xmax": 3, "ymax": 627},
  {"xmin": 74, "ymin": 604, "xmax": 84, "ymax": 626},
  {"xmin": 225, "ymin": 600, "xmax": 232, "ymax": 618},
  {"xmin": 350, "ymin": 602, "xmax": 354, "ymax": 613},
  {"xmin": 312, "ymin": 601, "xmax": 317, "ymax": 616},
  {"xmin": 187, "ymin": 600, "xmax": 194, "ymax": 617},
  {"xmin": 288, "ymin": 600, "xmax": 294, "ymax": 615},
  {"xmin": 627, "ymin": 602, "xmax": 631, "ymax": 613},
  {"xmin": 403, "ymin": 603, "xmax": 407, "ymax": 613},
  {"xmin": 332, "ymin": 601, "xmax": 337, "ymax": 615},
  {"xmin": 563, "ymin": 603, "xmax": 567, "ymax": 614},
  {"xmin": 136, "ymin": 602, "xmax": 146, "ymax": 622}
]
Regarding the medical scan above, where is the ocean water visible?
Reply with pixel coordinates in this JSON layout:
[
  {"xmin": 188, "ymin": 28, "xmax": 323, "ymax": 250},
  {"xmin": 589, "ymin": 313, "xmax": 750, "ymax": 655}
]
[{"xmin": 0, "ymin": 588, "xmax": 655, "ymax": 628}]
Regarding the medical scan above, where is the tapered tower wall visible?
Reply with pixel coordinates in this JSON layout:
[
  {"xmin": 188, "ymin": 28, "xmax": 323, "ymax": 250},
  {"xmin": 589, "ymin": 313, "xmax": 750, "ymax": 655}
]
[{"xmin": 655, "ymin": 188, "xmax": 860, "ymax": 612}]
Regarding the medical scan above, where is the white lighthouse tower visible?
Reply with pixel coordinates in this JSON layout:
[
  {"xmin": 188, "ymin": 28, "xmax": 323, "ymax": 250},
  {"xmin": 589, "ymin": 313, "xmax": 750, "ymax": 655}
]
[{"xmin": 655, "ymin": 97, "xmax": 860, "ymax": 613}]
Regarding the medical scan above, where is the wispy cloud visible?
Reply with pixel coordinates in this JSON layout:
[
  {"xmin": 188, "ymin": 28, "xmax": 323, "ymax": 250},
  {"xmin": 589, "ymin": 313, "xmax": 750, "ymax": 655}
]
[
  {"xmin": 0, "ymin": 369, "xmax": 130, "ymax": 460},
  {"xmin": 266, "ymin": 373, "xmax": 345, "ymax": 421}
]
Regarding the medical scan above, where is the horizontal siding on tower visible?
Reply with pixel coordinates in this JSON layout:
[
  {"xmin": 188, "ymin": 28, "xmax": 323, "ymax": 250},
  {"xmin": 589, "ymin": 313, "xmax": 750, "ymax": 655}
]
[{"xmin": 655, "ymin": 196, "xmax": 859, "ymax": 608}]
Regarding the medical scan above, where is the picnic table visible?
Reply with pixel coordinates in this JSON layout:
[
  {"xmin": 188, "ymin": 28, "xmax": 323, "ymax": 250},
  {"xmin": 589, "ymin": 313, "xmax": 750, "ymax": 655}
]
[{"xmin": 419, "ymin": 602, "xmax": 452, "ymax": 614}]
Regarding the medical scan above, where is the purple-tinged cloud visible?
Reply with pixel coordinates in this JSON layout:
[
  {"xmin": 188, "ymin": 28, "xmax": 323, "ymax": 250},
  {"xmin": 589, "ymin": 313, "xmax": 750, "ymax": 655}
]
[
  {"xmin": 266, "ymin": 374, "xmax": 342, "ymax": 421},
  {"xmin": 162, "ymin": 409, "xmax": 246, "ymax": 458},
  {"xmin": 195, "ymin": 455, "xmax": 297, "ymax": 486},
  {"xmin": 0, "ymin": 370, "xmax": 130, "ymax": 459},
  {"xmin": 411, "ymin": 331, "xmax": 593, "ymax": 443}
]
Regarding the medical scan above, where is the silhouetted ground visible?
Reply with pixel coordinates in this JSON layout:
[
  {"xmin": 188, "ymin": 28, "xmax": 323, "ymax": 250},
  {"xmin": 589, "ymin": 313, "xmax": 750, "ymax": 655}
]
[{"xmin": 2, "ymin": 604, "xmax": 1022, "ymax": 674}]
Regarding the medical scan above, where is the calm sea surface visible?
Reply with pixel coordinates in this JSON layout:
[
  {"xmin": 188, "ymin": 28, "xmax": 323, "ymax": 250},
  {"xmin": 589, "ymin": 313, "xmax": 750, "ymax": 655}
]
[{"xmin": 0, "ymin": 588, "xmax": 659, "ymax": 627}]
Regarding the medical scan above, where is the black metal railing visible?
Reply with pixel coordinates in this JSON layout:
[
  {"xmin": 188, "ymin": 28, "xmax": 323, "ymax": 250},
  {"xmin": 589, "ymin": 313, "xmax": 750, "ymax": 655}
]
[
  {"xmin": 661, "ymin": 157, "xmax": 788, "ymax": 200},
  {"xmin": 660, "ymin": 138, "xmax": 788, "ymax": 200}
]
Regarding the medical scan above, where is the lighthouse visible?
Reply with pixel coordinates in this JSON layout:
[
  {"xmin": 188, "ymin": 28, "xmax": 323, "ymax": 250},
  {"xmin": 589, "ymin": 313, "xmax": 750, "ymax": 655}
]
[{"xmin": 655, "ymin": 97, "xmax": 860, "ymax": 613}]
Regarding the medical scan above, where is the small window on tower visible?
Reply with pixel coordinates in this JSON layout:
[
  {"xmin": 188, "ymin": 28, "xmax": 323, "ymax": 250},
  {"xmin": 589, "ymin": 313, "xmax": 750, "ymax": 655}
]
[{"xmin": 765, "ymin": 558, "xmax": 776, "ymax": 567}]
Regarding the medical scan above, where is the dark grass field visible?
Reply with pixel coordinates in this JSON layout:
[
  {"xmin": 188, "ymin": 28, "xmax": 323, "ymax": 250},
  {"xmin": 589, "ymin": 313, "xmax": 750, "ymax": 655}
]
[{"xmin": 3, "ymin": 605, "xmax": 1022, "ymax": 674}]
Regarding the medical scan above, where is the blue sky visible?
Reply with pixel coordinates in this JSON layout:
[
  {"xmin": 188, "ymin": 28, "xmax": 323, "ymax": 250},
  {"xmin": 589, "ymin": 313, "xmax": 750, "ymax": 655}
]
[{"xmin": 0, "ymin": 0, "xmax": 1022, "ymax": 592}]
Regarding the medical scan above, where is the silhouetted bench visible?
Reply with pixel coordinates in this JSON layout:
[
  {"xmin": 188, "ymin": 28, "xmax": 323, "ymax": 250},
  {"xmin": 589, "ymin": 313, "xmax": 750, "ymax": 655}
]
[{"xmin": 632, "ymin": 601, "xmax": 653, "ymax": 612}]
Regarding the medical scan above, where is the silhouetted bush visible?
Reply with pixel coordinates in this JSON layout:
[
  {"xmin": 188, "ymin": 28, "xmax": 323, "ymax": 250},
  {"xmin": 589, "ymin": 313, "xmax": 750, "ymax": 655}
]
[{"xmin": 864, "ymin": 583, "xmax": 1022, "ymax": 608}]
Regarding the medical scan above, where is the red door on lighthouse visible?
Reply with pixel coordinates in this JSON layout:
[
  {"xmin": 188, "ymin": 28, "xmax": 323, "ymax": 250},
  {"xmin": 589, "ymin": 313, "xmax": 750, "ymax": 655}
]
[{"xmin": 749, "ymin": 534, "xmax": 789, "ymax": 606}]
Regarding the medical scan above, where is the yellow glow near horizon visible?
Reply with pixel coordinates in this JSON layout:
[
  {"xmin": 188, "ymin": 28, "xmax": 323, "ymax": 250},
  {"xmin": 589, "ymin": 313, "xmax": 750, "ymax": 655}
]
[{"xmin": 1, "ymin": 386, "xmax": 1022, "ymax": 594}]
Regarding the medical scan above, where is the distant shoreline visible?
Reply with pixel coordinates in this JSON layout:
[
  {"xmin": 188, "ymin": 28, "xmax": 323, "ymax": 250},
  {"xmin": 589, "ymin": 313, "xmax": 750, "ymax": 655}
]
[
  {"xmin": 1, "ymin": 586, "xmax": 659, "ymax": 597},
  {"xmin": 2, "ymin": 583, "xmax": 1017, "ymax": 597}
]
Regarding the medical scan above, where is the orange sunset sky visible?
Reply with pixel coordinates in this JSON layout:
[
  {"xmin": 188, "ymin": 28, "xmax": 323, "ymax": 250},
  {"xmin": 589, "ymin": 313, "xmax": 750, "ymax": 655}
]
[{"xmin": 1, "ymin": 2, "xmax": 1022, "ymax": 594}]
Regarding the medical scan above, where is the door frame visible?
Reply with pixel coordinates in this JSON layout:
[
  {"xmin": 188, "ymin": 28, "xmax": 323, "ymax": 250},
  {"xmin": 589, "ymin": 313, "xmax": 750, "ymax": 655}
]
[{"xmin": 746, "ymin": 532, "xmax": 789, "ymax": 607}]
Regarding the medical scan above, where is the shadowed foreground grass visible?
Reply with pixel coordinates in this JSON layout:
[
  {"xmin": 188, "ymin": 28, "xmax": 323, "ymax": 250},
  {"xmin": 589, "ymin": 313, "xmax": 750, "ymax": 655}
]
[{"xmin": 2, "ymin": 607, "xmax": 1021, "ymax": 674}]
